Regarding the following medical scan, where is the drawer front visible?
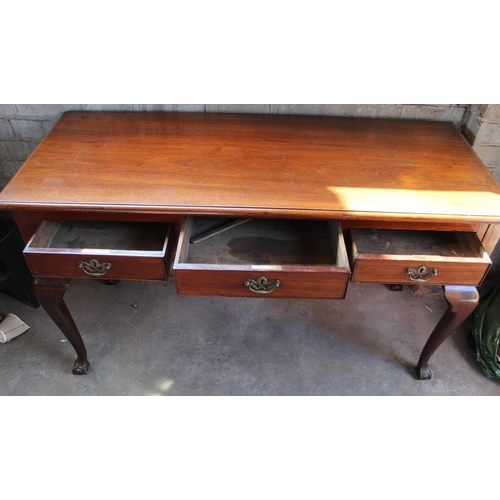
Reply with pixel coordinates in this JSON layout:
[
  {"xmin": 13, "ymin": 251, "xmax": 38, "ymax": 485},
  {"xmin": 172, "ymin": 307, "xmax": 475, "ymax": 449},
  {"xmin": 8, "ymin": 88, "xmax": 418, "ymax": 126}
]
[
  {"xmin": 350, "ymin": 229, "xmax": 491, "ymax": 286},
  {"xmin": 352, "ymin": 258, "xmax": 490, "ymax": 285},
  {"xmin": 174, "ymin": 217, "xmax": 351, "ymax": 299},
  {"xmin": 24, "ymin": 220, "xmax": 172, "ymax": 281},
  {"xmin": 24, "ymin": 253, "xmax": 169, "ymax": 281},
  {"xmin": 175, "ymin": 269, "xmax": 350, "ymax": 299}
]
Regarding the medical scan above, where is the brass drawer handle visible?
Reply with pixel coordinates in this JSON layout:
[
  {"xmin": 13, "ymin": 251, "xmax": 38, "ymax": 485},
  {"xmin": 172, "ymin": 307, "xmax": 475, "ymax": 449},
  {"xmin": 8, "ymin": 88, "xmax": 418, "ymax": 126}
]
[
  {"xmin": 78, "ymin": 259, "xmax": 112, "ymax": 276},
  {"xmin": 244, "ymin": 276, "xmax": 281, "ymax": 294},
  {"xmin": 406, "ymin": 265, "xmax": 437, "ymax": 282}
]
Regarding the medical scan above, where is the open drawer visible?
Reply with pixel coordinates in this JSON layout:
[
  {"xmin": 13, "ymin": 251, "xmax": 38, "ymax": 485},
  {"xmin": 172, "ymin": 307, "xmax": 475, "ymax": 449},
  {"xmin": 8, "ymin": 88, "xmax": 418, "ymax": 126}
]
[
  {"xmin": 174, "ymin": 217, "xmax": 351, "ymax": 298},
  {"xmin": 24, "ymin": 220, "xmax": 172, "ymax": 281},
  {"xmin": 350, "ymin": 228, "xmax": 491, "ymax": 286}
]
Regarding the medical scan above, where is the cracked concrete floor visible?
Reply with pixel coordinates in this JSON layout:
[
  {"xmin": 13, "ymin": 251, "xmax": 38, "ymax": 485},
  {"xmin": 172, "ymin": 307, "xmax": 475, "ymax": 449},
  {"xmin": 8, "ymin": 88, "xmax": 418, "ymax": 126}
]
[{"xmin": 1, "ymin": 277, "xmax": 499, "ymax": 395}]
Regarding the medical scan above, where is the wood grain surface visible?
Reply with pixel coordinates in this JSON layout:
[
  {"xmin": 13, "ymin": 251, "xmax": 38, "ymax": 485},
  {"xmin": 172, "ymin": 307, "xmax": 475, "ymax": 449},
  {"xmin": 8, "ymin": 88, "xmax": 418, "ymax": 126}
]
[{"xmin": 1, "ymin": 112, "xmax": 500, "ymax": 222}]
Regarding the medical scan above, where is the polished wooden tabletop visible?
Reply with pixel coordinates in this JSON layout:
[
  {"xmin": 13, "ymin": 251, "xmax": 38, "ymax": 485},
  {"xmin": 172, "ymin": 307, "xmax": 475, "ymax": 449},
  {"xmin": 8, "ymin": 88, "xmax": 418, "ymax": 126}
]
[{"xmin": 1, "ymin": 111, "xmax": 500, "ymax": 222}]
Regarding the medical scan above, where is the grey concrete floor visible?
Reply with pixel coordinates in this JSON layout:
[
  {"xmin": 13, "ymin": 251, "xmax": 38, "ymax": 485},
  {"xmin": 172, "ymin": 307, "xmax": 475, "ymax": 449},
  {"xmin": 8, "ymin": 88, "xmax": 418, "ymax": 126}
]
[{"xmin": 1, "ymin": 276, "xmax": 499, "ymax": 395}]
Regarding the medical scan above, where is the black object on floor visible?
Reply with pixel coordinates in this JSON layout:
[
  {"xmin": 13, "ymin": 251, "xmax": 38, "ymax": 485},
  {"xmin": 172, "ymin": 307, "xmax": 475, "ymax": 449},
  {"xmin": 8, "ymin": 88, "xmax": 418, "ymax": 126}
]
[{"xmin": 0, "ymin": 219, "xmax": 39, "ymax": 308}]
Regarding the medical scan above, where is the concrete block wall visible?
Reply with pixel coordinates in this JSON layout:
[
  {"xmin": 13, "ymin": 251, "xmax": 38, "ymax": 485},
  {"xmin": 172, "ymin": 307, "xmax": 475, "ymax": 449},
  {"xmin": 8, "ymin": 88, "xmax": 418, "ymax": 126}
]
[
  {"xmin": 461, "ymin": 104, "xmax": 500, "ymax": 183},
  {"xmin": 0, "ymin": 104, "xmax": 469, "ymax": 189}
]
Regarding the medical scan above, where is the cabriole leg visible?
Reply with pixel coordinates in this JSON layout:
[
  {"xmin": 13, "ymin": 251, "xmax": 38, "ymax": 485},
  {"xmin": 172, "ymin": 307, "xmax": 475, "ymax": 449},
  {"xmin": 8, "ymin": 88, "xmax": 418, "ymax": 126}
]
[
  {"xmin": 33, "ymin": 277, "xmax": 90, "ymax": 375},
  {"xmin": 416, "ymin": 285, "xmax": 479, "ymax": 380}
]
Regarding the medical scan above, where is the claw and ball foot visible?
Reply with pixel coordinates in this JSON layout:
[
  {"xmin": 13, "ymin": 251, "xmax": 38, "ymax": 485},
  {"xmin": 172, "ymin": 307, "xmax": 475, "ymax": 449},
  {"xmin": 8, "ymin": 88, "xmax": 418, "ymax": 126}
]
[
  {"xmin": 73, "ymin": 359, "xmax": 90, "ymax": 375},
  {"xmin": 415, "ymin": 364, "xmax": 432, "ymax": 380}
]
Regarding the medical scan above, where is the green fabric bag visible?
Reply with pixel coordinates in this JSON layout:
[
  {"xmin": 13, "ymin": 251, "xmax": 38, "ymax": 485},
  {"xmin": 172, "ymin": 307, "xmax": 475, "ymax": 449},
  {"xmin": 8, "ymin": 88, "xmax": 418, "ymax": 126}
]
[{"xmin": 468, "ymin": 284, "xmax": 500, "ymax": 379}]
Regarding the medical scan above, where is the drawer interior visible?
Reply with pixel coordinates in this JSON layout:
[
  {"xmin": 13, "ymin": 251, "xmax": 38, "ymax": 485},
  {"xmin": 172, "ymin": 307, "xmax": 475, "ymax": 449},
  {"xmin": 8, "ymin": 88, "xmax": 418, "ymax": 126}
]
[
  {"xmin": 180, "ymin": 218, "xmax": 348, "ymax": 268},
  {"xmin": 352, "ymin": 228, "xmax": 486, "ymax": 259},
  {"xmin": 27, "ymin": 220, "xmax": 170, "ymax": 254}
]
